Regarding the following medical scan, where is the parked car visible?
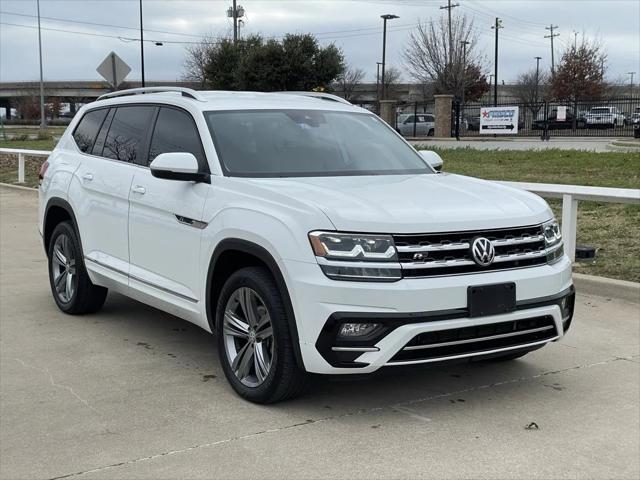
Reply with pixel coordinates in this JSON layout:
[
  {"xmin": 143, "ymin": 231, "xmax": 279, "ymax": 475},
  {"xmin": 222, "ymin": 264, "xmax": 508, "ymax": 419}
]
[
  {"xmin": 39, "ymin": 87, "xmax": 574, "ymax": 403},
  {"xmin": 586, "ymin": 106, "xmax": 626, "ymax": 128},
  {"xmin": 532, "ymin": 108, "xmax": 586, "ymax": 130},
  {"xmin": 466, "ymin": 115, "xmax": 481, "ymax": 131},
  {"xmin": 396, "ymin": 113, "xmax": 435, "ymax": 136},
  {"xmin": 633, "ymin": 107, "xmax": 640, "ymax": 138}
]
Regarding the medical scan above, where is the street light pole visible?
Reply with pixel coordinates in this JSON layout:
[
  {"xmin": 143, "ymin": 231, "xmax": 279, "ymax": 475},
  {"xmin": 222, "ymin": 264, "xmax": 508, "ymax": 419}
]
[
  {"xmin": 534, "ymin": 56, "xmax": 542, "ymax": 103},
  {"xmin": 36, "ymin": 0, "xmax": 45, "ymax": 128},
  {"xmin": 628, "ymin": 72, "xmax": 636, "ymax": 98},
  {"xmin": 139, "ymin": 0, "xmax": 145, "ymax": 87},
  {"xmin": 380, "ymin": 14, "xmax": 399, "ymax": 100}
]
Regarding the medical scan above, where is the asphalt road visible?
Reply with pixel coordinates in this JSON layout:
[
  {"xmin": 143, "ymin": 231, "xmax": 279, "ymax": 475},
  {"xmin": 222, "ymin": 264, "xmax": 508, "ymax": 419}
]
[{"xmin": 1, "ymin": 186, "xmax": 639, "ymax": 480}]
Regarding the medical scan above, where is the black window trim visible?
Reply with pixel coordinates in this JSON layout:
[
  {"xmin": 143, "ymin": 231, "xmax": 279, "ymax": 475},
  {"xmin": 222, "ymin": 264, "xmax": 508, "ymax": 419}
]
[
  {"xmin": 71, "ymin": 107, "xmax": 110, "ymax": 154},
  {"xmin": 146, "ymin": 104, "xmax": 210, "ymax": 173},
  {"xmin": 72, "ymin": 102, "xmax": 209, "ymax": 174}
]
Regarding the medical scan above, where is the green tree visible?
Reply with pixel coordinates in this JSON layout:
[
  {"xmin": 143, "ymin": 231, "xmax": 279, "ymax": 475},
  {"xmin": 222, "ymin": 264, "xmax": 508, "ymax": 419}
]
[{"xmin": 185, "ymin": 34, "xmax": 344, "ymax": 92}]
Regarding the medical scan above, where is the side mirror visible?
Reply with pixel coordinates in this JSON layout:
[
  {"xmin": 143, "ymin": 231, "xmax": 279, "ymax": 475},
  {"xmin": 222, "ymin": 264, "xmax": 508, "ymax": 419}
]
[
  {"xmin": 419, "ymin": 150, "xmax": 443, "ymax": 172},
  {"xmin": 150, "ymin": 152, "xmax": 209, "ymax": 183}
]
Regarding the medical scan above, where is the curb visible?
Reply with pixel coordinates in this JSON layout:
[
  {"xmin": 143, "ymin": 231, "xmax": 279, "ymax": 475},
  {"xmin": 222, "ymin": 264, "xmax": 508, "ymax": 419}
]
[
  {"xmin": 0, "ymin": 182, "xmax": 37, "ymax": 192},
  {"xmin": 573, "ymin": 273, "xmax": 640, "ymax": 304}
]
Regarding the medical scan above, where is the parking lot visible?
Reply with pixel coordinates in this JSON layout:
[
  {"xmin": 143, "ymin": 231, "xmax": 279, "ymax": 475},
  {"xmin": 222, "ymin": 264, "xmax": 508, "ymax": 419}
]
[{"xmin": 1, "ymin": 186, "xmax": 638, "ymax": 480}]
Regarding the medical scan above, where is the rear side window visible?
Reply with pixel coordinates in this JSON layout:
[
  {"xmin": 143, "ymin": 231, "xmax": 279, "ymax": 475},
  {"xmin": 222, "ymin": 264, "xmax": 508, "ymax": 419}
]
[
  {"xmin": 102, "ymin": 106, "xmax": 155, "ymax": 163},
  {"xmin": 148, "ymin": 107, "xmax": 206, "ymax": 170},
  {"xmin": 73, "ymin": 109, "xmax": 108, "ymax": 153}
]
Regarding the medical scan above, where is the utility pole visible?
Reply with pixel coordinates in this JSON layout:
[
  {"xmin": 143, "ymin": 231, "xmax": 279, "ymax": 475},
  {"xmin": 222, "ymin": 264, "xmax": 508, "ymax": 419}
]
[
  {"xmin": 440, "ymin": 0, "xmax": 460, "ymax": 66},
  {"xmin": 380, "ymin": 14, "xmax": 399, "ymax": 100},
  {"xmin": 376, "ymin": 62, "xmax": 382, "ymax": 104},
  {"xmin": 491, "ymin": 18, "xmax": 503, "ymax": 107},
  {"xmin": 629, "ymin": 72, "xmax": 636, "ymax": 98},
  {"xmin": 232, "ymin": 0, "xmax": 238, "ymax": 44},
  {"xmin": 36, "ymin": 0, "xmax": 45, "ymax": 128},
  {"xmin": 139, "ymin": 0, "xmax": 145, "ymax": 87},
  {"xmin": 227, "ymin": 2, "xmax": 245, "ymax": 44},
  {"xmin": 534, "ymin": 56, "xmax": 542, "ymax": 103},
  {"xmin": 545, "ymin": 25, "xmax": 559, "ymax": 77}
]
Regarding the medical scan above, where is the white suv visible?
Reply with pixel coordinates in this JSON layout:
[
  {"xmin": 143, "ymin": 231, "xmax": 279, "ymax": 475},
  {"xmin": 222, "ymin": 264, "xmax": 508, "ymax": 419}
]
[{"xmin": 38, "ymin": 87, "xmax": 574, "ymax": 403}]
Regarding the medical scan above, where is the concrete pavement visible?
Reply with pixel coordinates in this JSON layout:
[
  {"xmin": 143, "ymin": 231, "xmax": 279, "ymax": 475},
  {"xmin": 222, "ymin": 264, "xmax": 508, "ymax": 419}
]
[{"xmin": 1, "ymin": 186, "xmax": 638, "ymax": 480}]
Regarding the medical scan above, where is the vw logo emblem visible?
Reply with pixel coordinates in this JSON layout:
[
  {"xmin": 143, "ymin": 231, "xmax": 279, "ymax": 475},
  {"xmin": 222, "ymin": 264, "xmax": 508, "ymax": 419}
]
[{"xmin": 471, "ymin": 237, "xmax": 495, "ymax": 266}]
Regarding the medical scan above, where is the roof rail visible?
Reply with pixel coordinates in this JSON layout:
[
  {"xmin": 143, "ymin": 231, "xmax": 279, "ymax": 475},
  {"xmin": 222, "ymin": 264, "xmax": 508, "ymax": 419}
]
[
  {"xmin": 97, "ymin": 87, "xmax": 206, "ymax": 102},
  {"xmin": 273, "ymin": 91, "xmax": 352, "ymax": 105}
]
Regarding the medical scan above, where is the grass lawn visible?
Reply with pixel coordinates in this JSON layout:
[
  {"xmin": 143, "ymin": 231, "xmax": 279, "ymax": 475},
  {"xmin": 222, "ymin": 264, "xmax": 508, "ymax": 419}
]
[
  {"xmin": 418, "ymin": 147, "xmax": 639, "ymax": 282},
  {"xmin": 1, "ymin": 142, "xmax": 638, "ymax": 281}
]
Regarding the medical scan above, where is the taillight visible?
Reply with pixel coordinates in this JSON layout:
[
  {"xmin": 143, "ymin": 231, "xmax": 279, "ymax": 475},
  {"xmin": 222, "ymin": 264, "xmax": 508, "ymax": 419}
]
[{"xmin": 38, "ymin": 161, "xmax": 49, "ymax": 186}]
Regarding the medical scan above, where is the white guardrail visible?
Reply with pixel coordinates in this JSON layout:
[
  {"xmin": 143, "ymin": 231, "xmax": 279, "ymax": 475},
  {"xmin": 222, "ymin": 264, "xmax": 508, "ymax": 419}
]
[{"xmin": 1, "ymin": 148, "xmax": 639, "ymax": 262}]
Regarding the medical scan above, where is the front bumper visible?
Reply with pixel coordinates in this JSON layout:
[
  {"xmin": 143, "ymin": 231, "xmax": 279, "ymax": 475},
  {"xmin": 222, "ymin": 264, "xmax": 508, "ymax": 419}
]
[{"xmin": 284, "ymin": 255, "xmax": 573, "ymax": 374}]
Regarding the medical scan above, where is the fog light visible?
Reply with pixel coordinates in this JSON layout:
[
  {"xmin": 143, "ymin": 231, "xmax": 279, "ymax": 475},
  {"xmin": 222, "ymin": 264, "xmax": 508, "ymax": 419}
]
[{"xmin": 339, "ymin": 323, "xmax": 380, "ymax": 337}]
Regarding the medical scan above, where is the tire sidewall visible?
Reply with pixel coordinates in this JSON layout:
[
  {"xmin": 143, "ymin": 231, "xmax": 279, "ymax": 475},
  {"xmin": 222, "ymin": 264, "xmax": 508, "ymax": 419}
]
[{"xmin": 216, "ymin": 268, "xmax": 290, "ymax": 402}]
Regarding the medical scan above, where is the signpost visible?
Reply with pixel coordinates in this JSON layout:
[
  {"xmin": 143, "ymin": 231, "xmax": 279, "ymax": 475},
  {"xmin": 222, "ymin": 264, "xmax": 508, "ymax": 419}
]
[
  {"xmin": 480, "ymin": 106, "xmax": 519, "ymax": 134},
  {"xmin": 96, "ymin": 52, "xmax": 131, "ymax": 89},
  {"xmin": 557, "ymin": 106, "xmax": 567, "ymax": 122}
]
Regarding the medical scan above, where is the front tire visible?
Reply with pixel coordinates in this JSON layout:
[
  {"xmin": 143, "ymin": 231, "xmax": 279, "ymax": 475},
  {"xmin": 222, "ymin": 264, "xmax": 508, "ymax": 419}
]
[
  {"xmin": 47, "ymin": 221, "xmax": 107, "ymax": 314},
  {"xmin": 216, "ymin": 266, "xmax": 307, "ymax": 403}
]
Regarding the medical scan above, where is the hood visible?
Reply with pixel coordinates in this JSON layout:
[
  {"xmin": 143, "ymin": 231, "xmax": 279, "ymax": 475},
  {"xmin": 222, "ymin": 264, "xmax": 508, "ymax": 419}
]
[{"xmin": 248, "ymin": 173, "xmax": 552, "ymax": 233}]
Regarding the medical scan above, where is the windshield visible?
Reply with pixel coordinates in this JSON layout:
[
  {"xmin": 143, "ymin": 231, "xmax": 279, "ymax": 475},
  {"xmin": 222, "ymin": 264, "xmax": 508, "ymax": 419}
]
[
  {"xmin": 590, "ymin": 108, "xmax": 611, "ymax": 114},
  {"xmin": 205, "ymin": 110, "xmax": 431, "ymax": 177}
]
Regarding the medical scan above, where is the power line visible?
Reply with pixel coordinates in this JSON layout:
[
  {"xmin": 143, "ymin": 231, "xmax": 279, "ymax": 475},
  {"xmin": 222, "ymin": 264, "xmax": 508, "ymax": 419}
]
[{"xmin": 0, "ymin": 10, "xmax": 204, "ymax": 37}]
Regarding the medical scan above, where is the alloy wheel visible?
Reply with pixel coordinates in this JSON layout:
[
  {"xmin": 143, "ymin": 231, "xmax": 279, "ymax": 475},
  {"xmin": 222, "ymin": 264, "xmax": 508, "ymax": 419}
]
[
  {"xmin": 223, "ymin": 287, "xmax": 274, "ymax": 387},
  {"xmin": 51, "ymin": 233, "xmax": 77, "ymax": 303}
]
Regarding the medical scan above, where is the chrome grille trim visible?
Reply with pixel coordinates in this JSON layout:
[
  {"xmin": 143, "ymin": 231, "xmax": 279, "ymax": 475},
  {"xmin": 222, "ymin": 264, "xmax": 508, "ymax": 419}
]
[
  {"xmin": 396, "ymin": 242, "xmax": 470, "ymax": 253},
  {"xmin": 402, "ymin": 325, "xmax": 555, "ymax": 351},
  {"xmin": 393, "ymin": 224, "xmax": 553, "ymax": 277}
]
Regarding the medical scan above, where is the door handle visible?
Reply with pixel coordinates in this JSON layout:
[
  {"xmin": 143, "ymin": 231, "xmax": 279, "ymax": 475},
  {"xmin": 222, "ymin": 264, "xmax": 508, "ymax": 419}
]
[
  {"xmin": 82, "ymin": 173, "xmax": 93, "ymax": 181},
  {"xmin": 131, "ymin": 185, "xmax": 146, "ymax": 195}
]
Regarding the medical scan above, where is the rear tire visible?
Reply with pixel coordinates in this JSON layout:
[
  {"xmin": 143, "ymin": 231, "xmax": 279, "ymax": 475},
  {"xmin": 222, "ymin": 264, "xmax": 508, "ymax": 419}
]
[
  {"xmin": 216, "ymin": 266, "xmax": 308, "ymax": 403},
  {"xmin": 47, "ymin": 221, "xmax": 107, "ymax": 314}
]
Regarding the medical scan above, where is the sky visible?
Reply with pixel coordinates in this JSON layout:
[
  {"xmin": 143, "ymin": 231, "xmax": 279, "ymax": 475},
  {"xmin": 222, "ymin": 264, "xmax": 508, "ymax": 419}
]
[{"xmin": 1, "ymin": 0, "xmax": 639, "ymax": 85}]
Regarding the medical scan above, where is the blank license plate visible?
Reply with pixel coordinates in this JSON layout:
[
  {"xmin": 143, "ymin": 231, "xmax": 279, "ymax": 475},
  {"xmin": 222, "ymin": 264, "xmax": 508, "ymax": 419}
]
[{"xmin": 467, "ymin": 282, "xmax": 516, "ymax": 318}]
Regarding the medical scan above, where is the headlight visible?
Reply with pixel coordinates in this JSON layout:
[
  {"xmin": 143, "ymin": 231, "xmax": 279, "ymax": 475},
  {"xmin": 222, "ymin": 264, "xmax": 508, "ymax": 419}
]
[
  {"xmin": 543, "ymin": 219, "xmax": 564, "ymax": 263},
  {"xmin": 542, "ymin": 219, "xmax": 562, "ymax": 246},
  {"xmin": 308, "ymin": 231, "xmax": 401, "ymax": 281}
]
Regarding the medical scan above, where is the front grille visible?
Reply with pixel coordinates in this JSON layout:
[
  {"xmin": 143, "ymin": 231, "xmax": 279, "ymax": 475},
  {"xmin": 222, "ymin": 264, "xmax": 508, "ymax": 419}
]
[
  {"xmin": 393, "ymin": 225, "xmax": 553, "ymax": 277},
  {"xmin": 389, "ymin": 315, "xmax": 557, "ymax": 363}
]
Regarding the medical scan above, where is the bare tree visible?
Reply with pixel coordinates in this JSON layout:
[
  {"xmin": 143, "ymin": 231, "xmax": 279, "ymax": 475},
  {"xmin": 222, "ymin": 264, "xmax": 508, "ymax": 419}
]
[
  {"xmin": 183, "ymin": 35, "xmax": 216, "ymax": 86},
  {"xmin": 383, "ymin": 66, "xmax": 402, "ymax": 99},
  {"xmin": 336, "ymin": 65, "xmax": 365, "ymax": 101},
  {"xmin": 513, "ymin": 68, "xmax": 549, "ymax": 117},
  {"xmin": 403, "ymin": 13, "xmax": 489, "ymax": 102}
]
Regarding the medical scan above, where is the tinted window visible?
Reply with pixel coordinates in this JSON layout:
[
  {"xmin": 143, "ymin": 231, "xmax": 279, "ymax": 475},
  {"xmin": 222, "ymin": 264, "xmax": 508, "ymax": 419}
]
[
  {"xmin": 73, "ymin": 109, "xmax": 108, "ymax": 153},
  {"xmin": 149, "ymin": 107, "xmax": 206, "ymax": 169},
  {"xmin": 205, "ymin": 110, "xmax": 431, "ymax": 177},
  {"xmin": 102, "ymin": 106, "xmax": 155, "ymax": 162}
]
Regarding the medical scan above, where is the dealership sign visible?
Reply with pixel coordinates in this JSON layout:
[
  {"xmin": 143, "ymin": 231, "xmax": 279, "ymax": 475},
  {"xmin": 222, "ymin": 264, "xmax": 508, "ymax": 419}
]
[{"xmin": 480, "ymin": 106, "xmax": 519, "ymax": 134}]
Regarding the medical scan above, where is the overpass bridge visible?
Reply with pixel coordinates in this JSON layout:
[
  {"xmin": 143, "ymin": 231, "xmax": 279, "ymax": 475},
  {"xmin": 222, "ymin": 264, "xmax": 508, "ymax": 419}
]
[{"xmin": 0, "ymin": 81, "xmax": 199, "ymax": 119}]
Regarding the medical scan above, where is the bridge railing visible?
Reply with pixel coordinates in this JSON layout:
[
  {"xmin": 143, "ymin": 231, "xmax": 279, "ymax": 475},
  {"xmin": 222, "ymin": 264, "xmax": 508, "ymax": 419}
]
[{"xmin": 0, "ymin": 148, "xmax": 638, "ymax": 262}]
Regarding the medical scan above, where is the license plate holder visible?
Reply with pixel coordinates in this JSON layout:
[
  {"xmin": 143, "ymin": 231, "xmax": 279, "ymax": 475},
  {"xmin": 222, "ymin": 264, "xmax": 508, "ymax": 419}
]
[{"xmin": 467, "ymin": 282, "xmax": 516, "ymax": 318}]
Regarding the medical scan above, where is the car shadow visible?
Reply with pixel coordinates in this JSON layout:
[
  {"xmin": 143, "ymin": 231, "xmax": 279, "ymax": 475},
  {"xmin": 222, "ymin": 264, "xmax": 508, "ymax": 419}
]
[{"xmin": 96, "ymin": 291, "xmax": 547, "ymax": 413}]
